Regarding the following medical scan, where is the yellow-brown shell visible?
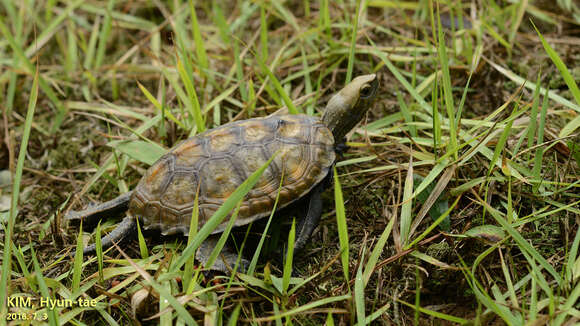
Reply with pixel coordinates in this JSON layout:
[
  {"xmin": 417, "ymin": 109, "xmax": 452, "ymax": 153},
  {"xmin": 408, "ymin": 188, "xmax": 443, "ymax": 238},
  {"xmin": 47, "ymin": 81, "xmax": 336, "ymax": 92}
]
[{"xmin": 129, "ymin": 114, "xmax": 336, "ymax": 235}]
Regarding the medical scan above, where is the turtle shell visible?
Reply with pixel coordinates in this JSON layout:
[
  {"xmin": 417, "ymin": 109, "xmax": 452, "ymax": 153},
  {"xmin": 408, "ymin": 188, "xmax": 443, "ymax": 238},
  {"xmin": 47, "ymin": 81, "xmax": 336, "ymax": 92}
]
[{"xmin": 129, "ymin": 114, "xmax": 336, "ymax": 236}]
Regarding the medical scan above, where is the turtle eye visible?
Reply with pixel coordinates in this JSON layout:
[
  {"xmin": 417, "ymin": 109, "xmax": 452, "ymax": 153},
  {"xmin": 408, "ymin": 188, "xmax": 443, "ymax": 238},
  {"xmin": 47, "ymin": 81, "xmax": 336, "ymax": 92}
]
[{"xmin": 360, "ymin": 84, "xmax": 373, "ymax": 98}]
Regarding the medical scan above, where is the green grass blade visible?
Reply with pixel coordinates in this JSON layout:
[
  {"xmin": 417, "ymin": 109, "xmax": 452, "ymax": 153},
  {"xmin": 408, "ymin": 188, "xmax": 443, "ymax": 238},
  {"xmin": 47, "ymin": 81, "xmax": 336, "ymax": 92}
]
[
  {"xmin": 354, "ymin": 249, "xmax": 366, "ymax": 324},
  {"xmin": 397, "ymin": 90, "xmax": 417, "ymax": 137},
  {"xmin": 31, "ymin": 246, "xmax": 59, "ymax": 325},
  {"xmin": 183, "ymin": 187, "xmax": 200, "ymax": 292},
  {"xmin": 177, "ymin": 55, "xmax": 205, "ymax": 134},
  {"xmin": 273, "ymin": 300, "xmax": 283, "ymax": 326},
  {"xmin": 260, "ymin": 4, "xmax": 268, "ymax": 62},
  {"xmin": 520, "ymin": 72, "xmax": 542, "ymax": 157},
  {"xmin": 437, "ymin": 14, "xmax": 458, "ymax": 160},
  {"xmin": 326, "ymin": 312, "xmax": 335, "ymax": 325},
  {"xmin": 0, "ymin": 68, "xmax": 38, "ymax": 316},
  {"xmin": 257, "ymin": 58, "xmax": 300, "ymax": 114},
  {"xmin": 65, "ymin": 19, "xmax": 78, "ymax": 75},
  {"xmin": 483, "ymin": 21, "xmax": 511, "ymax": 50},
  {"xmin": 455, "ymin": 72, "xmax": 473, "ymax": 131},
  {"xmin": 526, "ymin": 253, "xmax": 555, "ymax": 317},
  {"xmin": 83, "ymin": 16, "xmax": 100, "ymax": 69},
  {"xmin": 138, "ymin": 82, "xmax": 186, "ymax": 130},
  {"xmin": 254, "ymin": 295, "xmax": 351, "ymax": 321},
  {"xmin": 205, "ymin": 202, "xmax": 241, "ymax": 270},
  {"xmin": 96, "ymin": 309, "xmax": 120, "ymax": 326},
  {"xmin": 532, "ymin": 20, "xmax": 580, "ymax": 138},
  {"xmin": 94, "ymin": 0, "xmax": 114, "ymax": 68},
  {"xmin": 554, "ymin": 279, "xmax": 580, "ymax": 324},
  {"xmin": 560, "ymin": 114, "xmax": 580, "ymax": 138},
  {"xmin": 414, "ymin": 262, "xmax": 420, "ymax": 325},
  {"xmin": 363, "ymin": 212, "xmax": 395, "ymax": 285},
  {"xmin": 509, "ymin": 0, "xmax": 527, "ymax": 45},
  {"xmin": 333, "ymin": 166, "xmax": 350, "ymax": 282},
  {"xmin": 203, "ymin": 85, "xmax": 237, "ymax": 115},
  {"xmin": 283, "ymin": 218, "xmax": 296, "ymax": 294},
  {"xmin": 532, "ymin": 21, "xmax": 580, "ymax": 107},
  {"xmin": 72, "ymin": 220, "xmax": 84, "ymax": 293},
  {"xmin": 233, "ymin": 39, "xmax": 248, "ymax": 103},
  {"xmin": 487, "ymin": 104, "xmax": 518, "ymax": 178},
  {"xmin": 345, "ymin": 0, "xmax": 363, "ymax": 84},
  {"xmin": 228, "ymin": 2, "xmax": 257, "ymax": 33},
  {"xmin": 5, "ymin": 64, "xmax": 18, "ymax": 116},
  {"xmin": 354, "ymin": 302, "xmax": 393, "ymax": 325},
  {"xmin": 300, "ymin": 46, "xmax": 314, "ymax": 115},
  {"xmin": 135, "ymin": 218, "xmax": 148, "ymax": 259},
  {"xmin": 320, "ymin": 0, "xmax": 330, "ymax": 37},
  {"xmin": 499, "ymin": 250, "xmax": 518, "ymax": 309},
  {"xmin": 529, "ymin": 274, "xmax": 538, "ymax": 321},
  {"xmin": 189, "ymin": 1, "xmax": 209, "ymax": 74},
  {"xmin": 405, "ymin": 196, "xmax": 460, "ymax": 250},
  {"xmin": 14, "ymin": 245, "xmax": 34, "ymax": 292},
  {"xmin": 95, "ymin": 221, "xmax": 104, "ymax": 283},
  {"xmin": 212, "ymin": 2, "xmax": 230, "ymax": 44},
  {"xmin": 248, "ymin": 171, "xmax": 285, "ymax": 276},
  {"xmin": 532, "ymin": 88, "xmax": 549, "ymax": 192},
  {"xmin": 400, "ymin": 157, "xmax": 414, "ymax": 246},
  {"xmin": 247, "ymin": 78, "xmax": 256, "ymax": 116},
  {"xmin": 566, "ymin": 223, "xmax": 580, "ymax": 282},
  {"xmin": 411, "ymin": 161, "xmax": 446, "ymax": 201},
  {"xmin": 397, "ymin": 298, "xmax": 469, "ymax": 325},
  {"xmin": 433, "ymin": 74, "xmax": 441, "ymax": 156},
  {"xmin": 270, "ymin": 0, "xmax": 300, "ymax": 32},
  {"xmin": 227, "ymin": 304, "xmax": 242, "ymax": 326}
]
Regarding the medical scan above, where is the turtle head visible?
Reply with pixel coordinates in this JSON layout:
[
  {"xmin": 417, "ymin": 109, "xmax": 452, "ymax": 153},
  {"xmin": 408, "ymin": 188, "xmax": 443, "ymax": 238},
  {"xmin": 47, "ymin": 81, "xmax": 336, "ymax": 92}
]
[{"xmin": 322, "ymin": 74, "xmax": 379, "ymax": 141}]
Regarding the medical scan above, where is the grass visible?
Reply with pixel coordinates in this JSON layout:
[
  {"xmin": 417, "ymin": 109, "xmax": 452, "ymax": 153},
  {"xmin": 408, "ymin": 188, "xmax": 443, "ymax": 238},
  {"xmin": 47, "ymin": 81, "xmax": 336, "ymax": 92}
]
[{"xmin": 1, "ymin": 0, "xmax": 580, "ymax": 325}]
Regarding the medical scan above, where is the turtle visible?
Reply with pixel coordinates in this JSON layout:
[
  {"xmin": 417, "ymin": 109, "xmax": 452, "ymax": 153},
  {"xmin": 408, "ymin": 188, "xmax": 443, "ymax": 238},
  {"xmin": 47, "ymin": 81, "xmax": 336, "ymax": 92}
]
[{"xmin": 64, "ymin": 74, "xmax": 379, "ymax": 272}]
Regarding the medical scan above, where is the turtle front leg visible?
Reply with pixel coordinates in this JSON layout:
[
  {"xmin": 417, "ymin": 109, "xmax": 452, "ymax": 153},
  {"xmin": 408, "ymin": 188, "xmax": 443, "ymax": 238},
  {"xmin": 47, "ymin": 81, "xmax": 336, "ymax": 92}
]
[
  {"xmin": 294, "ymin": 181, "xmax": 325, "ymax": 252},
  {"xmin": 196, "ymin": 235, "xmax": 250, "ymax": 274}
]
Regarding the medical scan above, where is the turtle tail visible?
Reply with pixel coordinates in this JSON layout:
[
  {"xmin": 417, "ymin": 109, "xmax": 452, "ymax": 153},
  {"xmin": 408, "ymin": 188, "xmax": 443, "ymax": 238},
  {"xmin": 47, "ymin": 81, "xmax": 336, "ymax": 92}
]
[
  {"xmin": 65, "ymin": 191, "xmax": 133, "ymax": 227},
  {"xmin": 82, "ymin": 216, "xmax": 137, "ymax": 256}
]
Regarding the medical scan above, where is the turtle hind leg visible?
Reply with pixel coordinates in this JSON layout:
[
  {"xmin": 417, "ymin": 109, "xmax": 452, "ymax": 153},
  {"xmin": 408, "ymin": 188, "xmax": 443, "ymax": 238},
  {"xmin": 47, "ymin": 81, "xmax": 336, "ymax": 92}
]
[
  {"xmin": 82, "ymin": 216, "xmax": 137, "ymax": 256},
  {"xmin": 65, "ymin": 191, "xmax": 133, "ymax": 228},
  {"xmin": 196, "ymin": 235, "xmax": 250, "ymax": 274}
]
